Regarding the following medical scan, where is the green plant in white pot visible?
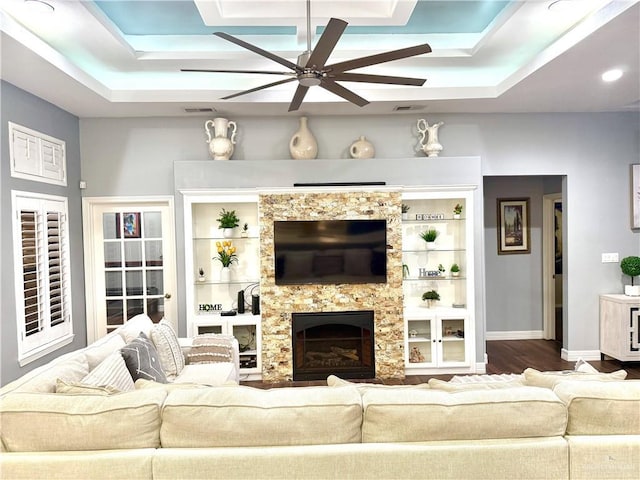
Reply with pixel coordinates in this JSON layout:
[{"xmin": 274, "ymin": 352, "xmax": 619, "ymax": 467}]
[
  {"xmin": 419, "ymin": 228, "xmax": 439, "ymax": 248},
  {"xmin": 620, "ymin": 256, "xmax": 640, "ymax": 296},
  {"xmin": 422, "ymin": 289, "xmax": 440, "ymax": 308}
]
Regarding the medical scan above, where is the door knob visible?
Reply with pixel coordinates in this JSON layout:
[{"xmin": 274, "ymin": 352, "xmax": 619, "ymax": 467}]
[{"xmin": 164, "ymin": 293, "xmax": 172, "ymax": 299}]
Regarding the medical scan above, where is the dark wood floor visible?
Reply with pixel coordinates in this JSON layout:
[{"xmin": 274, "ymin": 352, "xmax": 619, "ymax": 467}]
[{"xmin": 241, "ymin": 339, "xmax": 640, "ymax": 388}]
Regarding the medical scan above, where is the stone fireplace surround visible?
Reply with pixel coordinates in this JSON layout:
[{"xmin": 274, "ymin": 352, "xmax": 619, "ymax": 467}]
[{"xmin": 259, "ymin": 190, "xmax": 404, "ymax": 382}]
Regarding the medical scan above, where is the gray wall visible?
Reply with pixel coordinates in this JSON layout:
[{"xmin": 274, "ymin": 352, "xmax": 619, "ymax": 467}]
[
  {"xmin": 80, "ymin": 112, "xmax": 640, "ymax": 360},
  {"xmin": 1, "ymin": 81, "xmax": 86, "ymax": 385}
]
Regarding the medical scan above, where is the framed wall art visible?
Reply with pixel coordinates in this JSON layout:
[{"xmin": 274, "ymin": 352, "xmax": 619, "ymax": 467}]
[
  {"xmin": 632, "ymin": 164, "xmax": 640, "ymax": 229},
  {"xmin": 116, "ymin": 212, "xmax": 141, "ymax": 239},
  {"xmin": 497, "ymin": 198, "xmax": 530, "ymax": 255}
]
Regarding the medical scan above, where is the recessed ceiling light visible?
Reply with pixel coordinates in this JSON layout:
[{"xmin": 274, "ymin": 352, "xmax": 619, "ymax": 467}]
[
  {"xmin": 24, "ymin": 0, "xmax": 55, "ymax": 13},
  {"xmin": 602, "ymin": 69, "xmax": 623, "ymax": 82}
]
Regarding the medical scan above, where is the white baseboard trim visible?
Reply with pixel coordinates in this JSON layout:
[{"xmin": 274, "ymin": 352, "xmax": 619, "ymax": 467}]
[
  {"xmin": 475, "ymin": 362, "xmax": 487, "ymax": 374},
  {"xmin": 485, "ymin": 330, "xmax": 544, "ymax": 341},
  {"xmin": 561, "ymin": 349, "xmax": 601, "ymax": 362}
]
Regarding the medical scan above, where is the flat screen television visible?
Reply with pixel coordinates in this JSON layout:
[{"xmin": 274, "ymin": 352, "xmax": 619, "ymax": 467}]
[{"xmin": 274, "ymin": 219, "xmax": 387, "ymax": 285}]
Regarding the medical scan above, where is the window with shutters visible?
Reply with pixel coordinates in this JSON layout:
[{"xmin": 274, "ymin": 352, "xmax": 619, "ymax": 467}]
[
  {"xmin": 12, "ymin": 191, "xmax": 73, "ymax": 365},
  {"xmin": 9, "ymin": 122, "xmax": 67, "ymax": 186}
]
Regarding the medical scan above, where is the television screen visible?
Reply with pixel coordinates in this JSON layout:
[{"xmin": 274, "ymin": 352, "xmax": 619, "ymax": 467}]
[{"xmin": 274, "ymin": 219, "xmax": 387, "ymax": 285}]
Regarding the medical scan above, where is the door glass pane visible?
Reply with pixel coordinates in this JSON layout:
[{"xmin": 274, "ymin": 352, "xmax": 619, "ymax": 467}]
[
  {"xmin": 104, "ymin": 242, "xmax": 121, "ymax": 268},
  {"xmin": 145, "ymin": 240, "xmax": 163, "ymax": 267},
  {"xmin": 106, "ymin": 300, "xmax": 123, "ymax": 326},
  {"xmin": 126, "ymin": 270, "xmax": 143, "ymax": 296},
  {"xmin": 127, "ymin": 299, "xmax": 144, "ymax": 319},
  {"xmin": 124, "ymin": 241, "xmax": 142, "ymax": 267},
  {"xmin": 103, "ymin": 213, "xmax": 118, "ymax": 240},
  {"xmin": 441, "ymin": 319, "xmax": 465, "ymax": 363},
  {"xmin": 147, "ymin": 298, "xmax": 163, "ymax": 322},
  {"xmin": 146, "ymin": 270, "xmax": 163, "ymax": 295},
  {"xmin": 144, "ymin": 212, "xmax": 162, "ymax": 238},
  {"xmin": 105, "ymin": 271, "xmax": 122, "ymax": 297}
]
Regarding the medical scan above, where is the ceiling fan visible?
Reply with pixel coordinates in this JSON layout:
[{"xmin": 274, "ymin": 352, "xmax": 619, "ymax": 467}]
[{"xmin": 182, "ymin": 0, "xmax": 432, "ymax": 112}]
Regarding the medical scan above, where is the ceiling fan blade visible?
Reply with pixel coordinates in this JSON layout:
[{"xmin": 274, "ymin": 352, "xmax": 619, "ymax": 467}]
[
  {"xmin": 319, "ymin": 79, "xmax": 369, "ymax": 107},
  {"xmin": 326, "ymin": 44, "xmax": 432, "ymax": 73},
  {"xmin": 220, "ymin": 77, "xmax": 297, "ymax": 100},
  {"xmin": 182, "ymin": 68, "xmax": 296, "ymax": 76},
  {"xmin": 305, "ymin": 18, "xmax": 348, "ymax": 69},
  {"xmin": 288, "ymin": 85, "xmax": 310, "ymax": 112},
  {"xmin": 329, "ymin": 72, "xmax": 426, "ymax": 86},
  {"xmin": 213, "ymin": 32, "xmax": 301, "ymax": 72}
]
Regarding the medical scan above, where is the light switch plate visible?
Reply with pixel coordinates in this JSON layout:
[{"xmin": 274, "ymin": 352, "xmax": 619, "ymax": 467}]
[{"xmin": 602, "ymin": 253, "xmax": 619, "ymax": 263}]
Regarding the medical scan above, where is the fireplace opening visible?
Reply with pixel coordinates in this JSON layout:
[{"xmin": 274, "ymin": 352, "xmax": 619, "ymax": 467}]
[{"xmin": 292, "ymin": 310, "xmax": 375, "ymax": 381}]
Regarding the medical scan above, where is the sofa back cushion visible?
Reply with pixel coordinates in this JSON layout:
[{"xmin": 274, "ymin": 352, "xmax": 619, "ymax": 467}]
[
  {"xmin": 7, "ymin": 353, "xmax": 89, "ymax": 394},
  {"xmin": 160, "ymin": 385, "xmax": 362, "ymax": 447},
  {"xmin": 0, "ymin": 390, "xmax": 166, "ymax": 452},
  {"xmin": 361, "ymin": 386, "xmax": 567, "ymax": 442},
  {"xmin": 553, "ymin": 380, "xmax": 640, "ymax": 435}
]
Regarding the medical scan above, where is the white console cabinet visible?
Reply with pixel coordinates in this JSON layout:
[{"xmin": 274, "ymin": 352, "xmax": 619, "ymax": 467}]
[{"xmin": 600, "ymin": 294, "xmax": 640, "ymax": 361}]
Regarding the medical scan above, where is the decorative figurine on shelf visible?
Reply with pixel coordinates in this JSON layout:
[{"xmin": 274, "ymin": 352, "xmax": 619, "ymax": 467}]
[
  {"xmin": 289, "ymin": 116, "xmax": 318, "ymax": 159},
  {"xmin": 410, "ymin": 346, "xmax": 425, "ymax": 363},
  {"xmin": 205, "ymin": 117, "xmax": 237, "ymax": 160},
  {"xmin": 417, "ymin": 118, "xmax": 444, "ymax": 157}
]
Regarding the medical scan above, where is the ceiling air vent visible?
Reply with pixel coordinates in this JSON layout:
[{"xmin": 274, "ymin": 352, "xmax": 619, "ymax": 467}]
[
  {"xmin": 184, "ymin": 107, "xmax": 216, "ymax": 113},
  {"xmin": 393, "ymin": 105, "xmax": 425, "ymax": 112}
]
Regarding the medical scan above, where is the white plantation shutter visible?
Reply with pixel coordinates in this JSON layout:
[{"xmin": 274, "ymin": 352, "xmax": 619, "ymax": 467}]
[{"xmin": 13, "ymin": 191, "xmax": 73, "ymax": 364}]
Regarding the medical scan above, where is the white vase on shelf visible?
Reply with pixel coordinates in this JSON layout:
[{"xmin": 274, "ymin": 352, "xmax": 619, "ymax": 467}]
[
  {"xmin": 349, "ymin": 136, "xmax": 375, "ymax": 159},
  {"xmin": 205, "ymin": 118, "xmax": 237, "ymax": 160},
  {"xmin": 222, "ymin": 228, "xmax": 234, "ymax": 238},
  {"xmin": 220, "ymin": 267, "xmax": 231, "ymax": 283},
  {"xmin": 289, "ymin": 117, "xmax": 318, "ymax": 160},
  {"xmin": 417, "ymin": 119, "xmax": 444, "ymax": 157}
]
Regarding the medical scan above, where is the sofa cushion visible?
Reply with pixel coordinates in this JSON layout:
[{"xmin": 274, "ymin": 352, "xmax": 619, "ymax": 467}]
[
  {"xmin": 84, "ymin": 333, "xmax": 126, "ymax": 370},
  {"xmin": 553, "ymin": 380, "xmax": 640, "ymax": 435},
  {"xmin": 118, "ymin": 313, "xmax": 154, "ymax": 344},
  {"xmin": 0, "ymin": 389, "xmax": 166, "ymax": 452},
  {"xmin": 522, "ymin": 367, "xmax": 627, "ymax": 389},
  {"xmin": 428, "ymin": 378, "xmax": 524, "ymax": 392},
  {"xmin": 361, "ymin": 386, "xmax": 567, "ymax": 443},
  {"xmin": 160, "ymin": 385, "xmax": 362, "ymax": 447},
  {"xmin": 82, "ymin": 351, "xmax": 135, "ymax": 392},
  {"xmin": 327, "ymin": 374, "xmax": 430, "ymax": 395},
  {"xmin": 150, "ymin": 319, "xmax": 184, "ymax": 380},
  {"xmin": 121, "ymin": 332, "xmax": 168, "ymax": 383},
  {"xmin": 186, "ymin": 334, "xmax": 235, "ymax": 365},
  {"xmin": 10, "ymin": 353, "xmax": 89, "ymax": 393},
  {"xmin": 55, "ymin": 379, "xmax": 120, "ymax": 396}
]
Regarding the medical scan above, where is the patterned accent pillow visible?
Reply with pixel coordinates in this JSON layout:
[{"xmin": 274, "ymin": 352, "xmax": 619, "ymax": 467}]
[
  {"xmin": 82, "ymin": 351, "xmax": 135, "ymax": 392},
  {"xmin": 186, "ymin": 334, "xmax": 235, "ymax": 365},
  {"xmin": 121, "ymin": 332, "xmax": 168, "ymax": 383},
  {"xmin": 150, "ymin": 319, "xmax": 185, "ymax": 380}
]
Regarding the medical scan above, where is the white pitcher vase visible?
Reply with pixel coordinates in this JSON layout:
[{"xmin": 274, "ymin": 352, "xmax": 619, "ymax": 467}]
[
  {"xmin": 289, "ymin": 117, "xmax": 318, "ymax": 159},
  {"xmin": 205, "ymin": 118, "xmax": 237, "ymax": 160},
  {"xmin": 417, "ymin": 119, "xmax": 444, "ymax": 157}
]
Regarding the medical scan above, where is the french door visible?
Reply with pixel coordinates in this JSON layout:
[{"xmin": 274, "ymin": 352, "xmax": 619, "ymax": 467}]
[{"xmin": 83, "ymin": 197, "xmax": 177, "ymax": 342}]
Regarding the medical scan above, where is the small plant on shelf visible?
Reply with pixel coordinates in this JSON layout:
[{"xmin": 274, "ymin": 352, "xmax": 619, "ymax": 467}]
[
  {"xmin": 422, "ymin": 290, "xmax": 440, "ymax": 301},
  {"xmin": 438, "ymin": 263, "xmax": 445, "ymax": 275},
  {"xmin": 213, "ymin": 240, "xmax": 238, "ymax": 267},
  {"xmin": 453, "ymin": 203, "xmax": 463, "ymax": 216},
  {"xmin": 198, "ymin": 267, "xmax": 205, "ymax": 281},
  {"xmin": 620, "ymin": 256, "xmax": 640, "ymax": 295},
  {"xmin": 450, "ymin": 263, "xmax": 460, "ymax": 276},
  {"xmin": 241, "ymin": 222, "xmax": 249, "ymax": 237},
  {"xmin": 401, "ymin": 203, "xmax": 410, "ymax": 220},
  {"xmin": 419, "ymin": 228, "xmax": 439, "ymax": 243},
  {"xmin": 217, "ymin": 208, "xmax": 240, "ymax": 229}
]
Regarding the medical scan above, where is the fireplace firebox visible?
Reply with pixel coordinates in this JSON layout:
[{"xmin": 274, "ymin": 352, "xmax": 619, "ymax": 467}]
[{"xmin": 292, "ymin": 310, "xmax": 375, "ymax": 381}]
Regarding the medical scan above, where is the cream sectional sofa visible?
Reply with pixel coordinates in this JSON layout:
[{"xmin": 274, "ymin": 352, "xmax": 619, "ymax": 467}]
[{"xmin": 0, "ymin": 319, "xmax": 639, "ymax": 480}]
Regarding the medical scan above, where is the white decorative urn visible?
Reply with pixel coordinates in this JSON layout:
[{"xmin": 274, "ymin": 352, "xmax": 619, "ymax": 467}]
[
  {"xmin": 205, "ymin": 118, "xmax": 237, "ymax": 160},
  {"xmin": 417, "ymin": 119, "xmax": 444, "ymax": 157},
  {"xmin": 289, "ymin": 117, "xmax": 318, "ymax": 160},
  {"xmin": 349, "ymin": 136, "xmax": 375, "ymax": 159}
]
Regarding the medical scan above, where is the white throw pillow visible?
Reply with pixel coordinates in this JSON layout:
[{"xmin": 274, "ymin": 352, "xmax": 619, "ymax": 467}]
[
  {"xmin": 151, "ymin": 319, "xmax": 185, "ymax": 380},
  {"xmin": 82, "ymin": 351, "xmax": 135, "ymax": 392},
  {"xmin": 118, "ymin": 313, "xmax": 154, "ymax": 344}
]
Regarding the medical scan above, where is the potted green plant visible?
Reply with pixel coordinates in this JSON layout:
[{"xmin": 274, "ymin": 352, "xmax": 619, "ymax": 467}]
[
  {"xmin": 401, "ymin": 203, "xmax": 410, "ymax": 220},
  {"xmin": 422, "ymin": 289, "xmax": 440, "ymax": 308},
  {"xmin": 453, "ymin": 203, "xmax": 463, "ymax": 219},
  {"xmin": 620, "ymin": 256, "xmax": 640, "ymax": 296},
  {"xmin": 437, "ymin": 263, "xmax": 445, "ymax": 275},
  {"xmin": 419, "ymin": 228, "xmax": 439, "ymax": 248},
  {"xmin": 241, "ymin": 222, "xmax": 249, "ymax": 238},
  {"xmin": 217, "ymin": 208, "xmax": 239, "ymax": 237},
  {"xmin": 450, "ymin": 263, "xmax": 460, "ymax": 277},
  {"xmin": 402, "ymin": 264, "xmax": 410, "ymax": 279},
  {"xmin": 198, "ymin": 267, "xmax": 205, "ymax": 281}
]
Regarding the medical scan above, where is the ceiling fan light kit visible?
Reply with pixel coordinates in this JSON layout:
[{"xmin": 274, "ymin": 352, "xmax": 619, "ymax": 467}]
[{"xmin": 182, "ymin": 1, "xmax": 431, "ymax": 112}]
